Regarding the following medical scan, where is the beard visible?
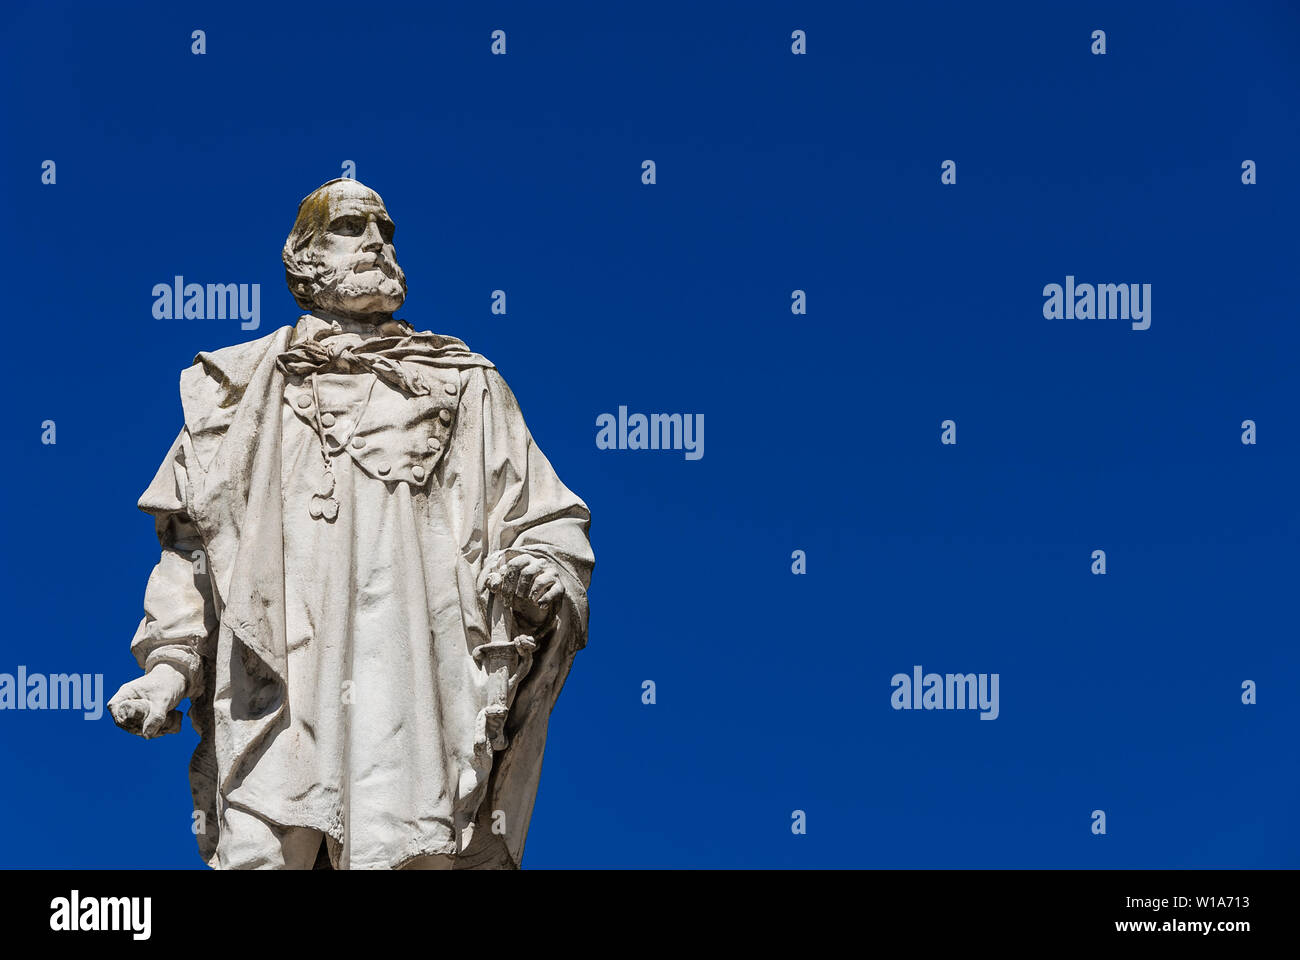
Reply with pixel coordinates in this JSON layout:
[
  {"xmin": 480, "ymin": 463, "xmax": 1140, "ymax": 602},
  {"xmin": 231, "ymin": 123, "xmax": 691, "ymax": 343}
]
[{"xmin": 310, "ymin": 260, "xmax": 407, "ymax": 318}]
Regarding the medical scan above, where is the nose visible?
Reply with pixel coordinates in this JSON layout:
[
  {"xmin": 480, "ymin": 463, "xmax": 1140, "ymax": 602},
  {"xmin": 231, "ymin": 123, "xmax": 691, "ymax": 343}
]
[{"xmin": 361, "ymin": 215, "xmax": 384, "ymax": 252}]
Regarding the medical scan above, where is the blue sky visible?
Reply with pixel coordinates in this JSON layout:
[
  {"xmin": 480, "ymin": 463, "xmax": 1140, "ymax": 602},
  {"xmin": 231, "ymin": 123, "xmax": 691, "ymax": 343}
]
[{"xmin": 0, "ymin": 0, "xmax": 1296, "ymax": 867}]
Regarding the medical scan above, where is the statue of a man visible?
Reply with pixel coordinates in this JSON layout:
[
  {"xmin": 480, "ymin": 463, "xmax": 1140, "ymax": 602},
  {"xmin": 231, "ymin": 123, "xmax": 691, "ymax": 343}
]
[{"xmin": 107, "ymin": 178, "xmax": 594, "ymax": 870}]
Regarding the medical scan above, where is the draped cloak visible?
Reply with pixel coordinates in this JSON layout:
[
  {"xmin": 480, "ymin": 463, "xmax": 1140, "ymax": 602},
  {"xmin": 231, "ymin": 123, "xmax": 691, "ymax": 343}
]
[{"xmin": 134, "ymin": 315, "xmax": 593, "ymax": 869}]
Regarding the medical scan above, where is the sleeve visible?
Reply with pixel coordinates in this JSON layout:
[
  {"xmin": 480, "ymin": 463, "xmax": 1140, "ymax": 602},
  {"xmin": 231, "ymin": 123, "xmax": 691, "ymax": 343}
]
[
  {"xmin": 477, "ymin": 367, "xmax": 594, "ymax": 650},
  {"xmin": 129, "ymin": 428, "xmax": 218, "ymax": 700}
]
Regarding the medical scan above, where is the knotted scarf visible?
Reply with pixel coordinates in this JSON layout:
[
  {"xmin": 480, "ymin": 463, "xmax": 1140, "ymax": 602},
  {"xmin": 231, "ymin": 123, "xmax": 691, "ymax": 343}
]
[{"xmin": 275, "ymin": 322, "xmax": 492, "ymax": 396}]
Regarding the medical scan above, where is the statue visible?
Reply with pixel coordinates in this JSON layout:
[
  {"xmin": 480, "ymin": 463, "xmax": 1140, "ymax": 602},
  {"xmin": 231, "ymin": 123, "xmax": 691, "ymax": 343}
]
[{"xmin": 107, "ymin": 178, "xmax": 594, "ymax": 870}]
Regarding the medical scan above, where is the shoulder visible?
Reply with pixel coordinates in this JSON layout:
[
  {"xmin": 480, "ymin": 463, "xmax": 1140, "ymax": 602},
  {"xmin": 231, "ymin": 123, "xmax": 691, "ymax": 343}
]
[
  {"xmin": 466, "ymin": 363, "xmax": 520, "ymax": 405},
  {"xmin": 176, "ymin": 324, "xmax": 295, "ymax": 448},
  {"xmin": 183, "ymin": 325, "xmax": 295, "ymax": 390}
]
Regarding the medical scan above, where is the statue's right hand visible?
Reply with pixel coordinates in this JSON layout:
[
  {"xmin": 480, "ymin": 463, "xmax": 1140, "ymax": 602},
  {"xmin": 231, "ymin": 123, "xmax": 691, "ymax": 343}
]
[{"xmin": 108, "ymin": 664, "xmax": 187, "ymax": 739}]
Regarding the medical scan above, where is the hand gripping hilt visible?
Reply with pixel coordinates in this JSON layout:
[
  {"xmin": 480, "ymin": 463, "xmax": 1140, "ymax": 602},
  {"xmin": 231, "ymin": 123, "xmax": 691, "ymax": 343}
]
[{"xmin": 472, "ymin": 595, "xmax": 537, "ymax": 755}]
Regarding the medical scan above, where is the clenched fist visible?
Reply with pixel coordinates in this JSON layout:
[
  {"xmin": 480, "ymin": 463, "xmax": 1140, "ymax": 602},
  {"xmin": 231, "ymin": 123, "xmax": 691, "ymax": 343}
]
[
  {"xmin": 108, "ymin": 663, "xmax": 187, "ymax": 739},
  {"xmin": 480, "ymin": 552, "xmax": 564, "ymax": 628}
]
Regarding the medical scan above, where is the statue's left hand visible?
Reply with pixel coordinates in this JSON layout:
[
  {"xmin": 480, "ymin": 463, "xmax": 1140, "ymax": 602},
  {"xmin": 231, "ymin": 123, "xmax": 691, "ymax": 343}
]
[{"xmin": 481, "ymin": 553, "xmax": 563, "ymax": 629}]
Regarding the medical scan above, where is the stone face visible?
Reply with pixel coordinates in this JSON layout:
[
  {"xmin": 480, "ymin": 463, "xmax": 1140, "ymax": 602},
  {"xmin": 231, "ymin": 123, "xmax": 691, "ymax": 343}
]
[{"xmin": 108, "ymin": 178, "xmax": 594, "ymax": 870}]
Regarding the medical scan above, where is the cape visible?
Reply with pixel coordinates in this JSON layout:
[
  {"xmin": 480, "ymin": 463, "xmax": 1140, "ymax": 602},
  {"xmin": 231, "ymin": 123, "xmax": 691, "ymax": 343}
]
[{"xmin": 141, "ymin": 319, "xmax": 593, "ymax": 868}]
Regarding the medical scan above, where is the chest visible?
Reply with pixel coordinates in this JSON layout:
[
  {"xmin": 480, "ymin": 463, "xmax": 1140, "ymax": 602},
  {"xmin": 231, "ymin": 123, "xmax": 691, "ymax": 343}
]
[{"xmin": 282, "ymin": 368, "xmax": 462, "ymax": 488}]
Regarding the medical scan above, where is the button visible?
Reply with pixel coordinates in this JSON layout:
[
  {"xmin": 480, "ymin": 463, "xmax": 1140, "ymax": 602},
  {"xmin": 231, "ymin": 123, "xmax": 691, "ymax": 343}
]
[
  {"xmin": 351, "ymin": 437, "xmax": 366, "ymax": 449},
  {"xmin": 377, "ymin": 462, "xmax": 391, "ymax": 476},
  {"xmin": 444, "ymin": 381, "xmax": 458, "ymax": 395},
  {"xmin": 412, "ymin": 466, "xmax": 425, "ymax": 481},
  {"xmin": 427, "ymin": 436, "xmax": 441, "ymax": 451},
  {"xmin": 296, "ymin": 396, "xmax": 312, "ymax": 409},
  {"xmin": 439, "ymin": 409, "xmax": 452, "ymax": 423},
  {"xmin": 320, "ymin": 413, "xmax": 336, "ymax": 427}
]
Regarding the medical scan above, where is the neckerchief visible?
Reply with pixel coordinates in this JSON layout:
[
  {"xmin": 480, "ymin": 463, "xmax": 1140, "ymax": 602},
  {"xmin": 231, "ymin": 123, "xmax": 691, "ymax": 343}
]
[{"xmin": 276, "ymin": 326, "xmax": 492, "ymax": 396}]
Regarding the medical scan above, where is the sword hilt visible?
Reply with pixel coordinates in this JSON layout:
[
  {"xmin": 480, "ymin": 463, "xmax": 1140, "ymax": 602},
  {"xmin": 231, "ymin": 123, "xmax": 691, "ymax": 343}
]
[{"xmin": 472, "ymin": 595, "xmax": 537, "ymax": 753}]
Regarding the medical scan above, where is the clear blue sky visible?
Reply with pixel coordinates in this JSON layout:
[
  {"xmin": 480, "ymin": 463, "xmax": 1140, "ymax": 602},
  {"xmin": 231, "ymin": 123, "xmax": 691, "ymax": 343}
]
[{"xmin": 0, "ymin": 0, "xmax": 1296, "ymax": 867}]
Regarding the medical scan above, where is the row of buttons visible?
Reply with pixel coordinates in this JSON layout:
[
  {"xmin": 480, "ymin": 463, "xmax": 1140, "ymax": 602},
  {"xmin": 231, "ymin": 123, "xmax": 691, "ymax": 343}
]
[
  {"xmin": 345, "ymin": 442, "xmax": 444, "ymax": 478},
  {"xmin": 413, "ymin": 389, "xmax": 455, "ymax": 482},
  {"xmin": 295, "ymin": 380, "xmax": 459, "ymax": 404}
]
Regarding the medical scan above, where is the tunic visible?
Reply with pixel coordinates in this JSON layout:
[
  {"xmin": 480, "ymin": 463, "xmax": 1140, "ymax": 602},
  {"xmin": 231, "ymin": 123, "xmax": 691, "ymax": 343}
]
[{"xmin": 129, "ymin": 313, "xmax": 593, "ymax": 869}]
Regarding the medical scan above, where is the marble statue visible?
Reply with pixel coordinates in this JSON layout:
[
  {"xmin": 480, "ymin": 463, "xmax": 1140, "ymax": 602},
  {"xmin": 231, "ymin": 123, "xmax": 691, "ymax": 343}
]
[{"xmin": 107, "ymin": 178, "xmax": 594, "ymax": 870}]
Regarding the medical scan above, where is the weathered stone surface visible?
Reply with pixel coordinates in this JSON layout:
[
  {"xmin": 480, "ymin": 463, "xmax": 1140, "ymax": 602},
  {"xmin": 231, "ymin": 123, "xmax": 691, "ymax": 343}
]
[{"xmin": 108, "ymin": 179, "xmax": 593, "ymax": 870}]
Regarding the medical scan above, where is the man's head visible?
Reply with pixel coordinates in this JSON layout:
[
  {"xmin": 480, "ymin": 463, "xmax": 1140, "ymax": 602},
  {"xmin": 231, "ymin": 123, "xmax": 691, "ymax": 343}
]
[{"xmin": 282, "ymin": 178, "xmax": 407, "ymax": 320}]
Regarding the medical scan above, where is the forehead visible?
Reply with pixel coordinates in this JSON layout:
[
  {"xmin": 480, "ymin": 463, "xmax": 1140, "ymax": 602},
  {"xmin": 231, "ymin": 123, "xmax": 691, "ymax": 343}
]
[{"xmin": 325, "ymin": 191, "xmax": 391, "ymax": 221}]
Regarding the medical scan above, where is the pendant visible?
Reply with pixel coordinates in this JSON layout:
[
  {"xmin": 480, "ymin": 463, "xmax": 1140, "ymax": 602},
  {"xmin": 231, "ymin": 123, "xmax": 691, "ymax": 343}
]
[
  {"xmin": 318, "ymin": 470, "xmax": 335, "ymax": 497},
  {"xmin": 309, "ymin": 494, "xmax": 339, "ymax": 522}
]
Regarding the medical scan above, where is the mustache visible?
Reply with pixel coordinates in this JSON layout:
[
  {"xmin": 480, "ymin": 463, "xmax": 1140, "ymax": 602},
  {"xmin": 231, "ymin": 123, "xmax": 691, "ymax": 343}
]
[{"xmin": 350, "ymin": 254, "xmax": 400, "ymax": 279}]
